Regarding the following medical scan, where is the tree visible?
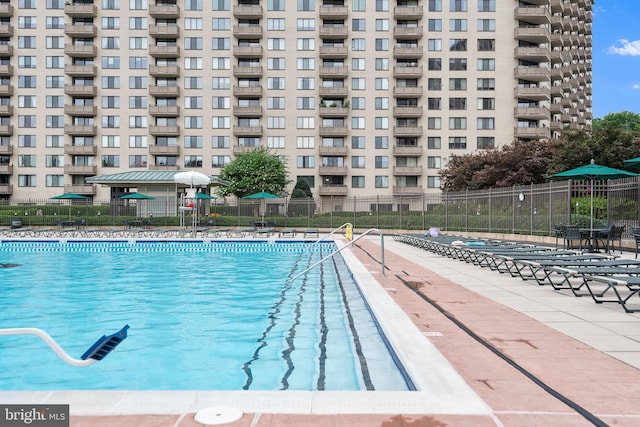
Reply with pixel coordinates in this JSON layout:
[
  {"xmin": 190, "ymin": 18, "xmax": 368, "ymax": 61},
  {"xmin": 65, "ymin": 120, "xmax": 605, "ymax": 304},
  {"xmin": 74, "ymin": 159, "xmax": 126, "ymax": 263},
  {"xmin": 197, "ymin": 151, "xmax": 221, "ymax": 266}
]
[
  {"xmin": 593, "ymin": 111, "xmax": 640, "ymax": 132},
  {"xmin": 288, "ymin": 178, "xmax": 315, "ymax": 216},
  {"xmin": 291, "ymin": 178, "xmax": 313, "ymax": 198},
  {"xmin": 216, "ymin": 147, "xmax": 290, "ymax": 198}
]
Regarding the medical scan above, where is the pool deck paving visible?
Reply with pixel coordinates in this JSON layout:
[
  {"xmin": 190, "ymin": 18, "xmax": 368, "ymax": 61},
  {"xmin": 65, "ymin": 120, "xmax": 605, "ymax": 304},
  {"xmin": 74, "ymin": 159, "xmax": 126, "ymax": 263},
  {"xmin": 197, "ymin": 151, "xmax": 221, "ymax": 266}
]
[{"xmin": 4, "ymin": 234, "xmax": 640, "ymax": 426}]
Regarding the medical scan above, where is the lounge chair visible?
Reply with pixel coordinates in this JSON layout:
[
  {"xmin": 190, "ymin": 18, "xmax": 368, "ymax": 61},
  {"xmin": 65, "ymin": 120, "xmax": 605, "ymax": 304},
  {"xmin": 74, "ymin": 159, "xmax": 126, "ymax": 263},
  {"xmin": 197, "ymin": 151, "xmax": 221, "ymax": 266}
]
[
  {"xmin": 279, "ymin": 228, "xmax": 297, "ymax": 237},
  {"xmin": 254, "ymin": 227, "xmax": 274, "ymax": 238},
  {"xmin": 633, "ymin": 227, "xmax": 640, "ymax": 259},
  {"xmin": 304, "ymin": 228, "xmax": 319, "ymax": 238}
]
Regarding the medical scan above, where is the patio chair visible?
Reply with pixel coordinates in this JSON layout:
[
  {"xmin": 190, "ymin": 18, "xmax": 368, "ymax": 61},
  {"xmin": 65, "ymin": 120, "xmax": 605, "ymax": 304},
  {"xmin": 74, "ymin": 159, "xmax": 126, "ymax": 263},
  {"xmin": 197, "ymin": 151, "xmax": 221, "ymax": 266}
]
[
  {"xmin": 601, "ymin": 224, "xmax": 626, "ymax": 254},
  {"xmin": 563, "ymin": 225, "xmax": 582, "ymax": 250},
  {"xmin": 553, "ymin": 224, "xmax": 564, "ymax": 249},
  {"xmin": 632, "ymin": 227, "xmax": 640, "ymax": 259}
]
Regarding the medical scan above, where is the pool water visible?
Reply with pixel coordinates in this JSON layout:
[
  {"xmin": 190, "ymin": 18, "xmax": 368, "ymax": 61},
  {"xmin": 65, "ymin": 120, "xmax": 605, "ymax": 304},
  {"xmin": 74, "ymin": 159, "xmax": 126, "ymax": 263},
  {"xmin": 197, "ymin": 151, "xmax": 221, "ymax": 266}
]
[{"xmin": 0, "ymin": 241, "xmax": 411, "ymax": 391}]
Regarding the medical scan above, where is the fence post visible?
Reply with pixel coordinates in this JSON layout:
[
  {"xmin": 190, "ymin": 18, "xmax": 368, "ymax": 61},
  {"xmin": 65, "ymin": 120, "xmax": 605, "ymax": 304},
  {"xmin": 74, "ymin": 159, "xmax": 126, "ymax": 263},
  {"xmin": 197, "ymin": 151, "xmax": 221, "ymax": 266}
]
[
  {"xmin": 512, "ymin": 185, "xmax": 516, "ymax": 234},
  {"xmin": 488, "ymin": 187, "xmax": 492, "ymax": 233},
  {"xmin": 421, "ymin": 191, "xmax": 426, "ymax": 231},
  {"xmin": 465, "ymin": 190, "xmax": 469, "ymax": 233}
]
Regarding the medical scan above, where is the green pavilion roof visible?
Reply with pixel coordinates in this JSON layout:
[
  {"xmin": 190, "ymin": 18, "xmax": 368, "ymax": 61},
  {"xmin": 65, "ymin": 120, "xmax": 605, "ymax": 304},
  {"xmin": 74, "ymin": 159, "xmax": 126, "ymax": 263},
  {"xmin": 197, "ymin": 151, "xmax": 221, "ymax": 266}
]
[{"xmin": 86, "ymin": 170, "xmax": 229, "ymax": 186}]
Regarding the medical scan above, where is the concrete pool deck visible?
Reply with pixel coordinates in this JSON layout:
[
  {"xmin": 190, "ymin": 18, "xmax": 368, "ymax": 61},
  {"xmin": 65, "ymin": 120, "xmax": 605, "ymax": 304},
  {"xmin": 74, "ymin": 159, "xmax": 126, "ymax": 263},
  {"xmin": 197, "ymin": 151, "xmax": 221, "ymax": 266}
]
[{"xmin": 2, "ymin": 234, "xmax": 640, "ymax": 426}]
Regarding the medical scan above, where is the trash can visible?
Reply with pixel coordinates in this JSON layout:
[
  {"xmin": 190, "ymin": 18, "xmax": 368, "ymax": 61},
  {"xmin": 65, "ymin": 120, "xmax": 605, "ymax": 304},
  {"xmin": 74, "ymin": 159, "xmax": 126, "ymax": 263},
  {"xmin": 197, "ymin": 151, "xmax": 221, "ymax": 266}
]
[{"xmin": 10, "ymin": 219, "xmax": 22, "ymax": 229}]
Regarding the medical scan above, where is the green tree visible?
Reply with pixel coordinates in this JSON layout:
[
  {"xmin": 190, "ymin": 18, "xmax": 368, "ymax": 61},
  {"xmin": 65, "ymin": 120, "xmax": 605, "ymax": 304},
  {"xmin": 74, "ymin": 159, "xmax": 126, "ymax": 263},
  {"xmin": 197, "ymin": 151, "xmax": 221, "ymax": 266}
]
[
  {"xmin": 289, "ymin": 178, "xmax": 315, "ymax": 216},
  {"xmin": 291, "ymin": 178, "xmax": 313, "ymax": 198},
  {"xmin": 593, "ymin": 111, "xmax": 640, "ymax": 132},
  {"xmin": 217, "ymin": 147, "xmax": 290, "ymax": 198}
]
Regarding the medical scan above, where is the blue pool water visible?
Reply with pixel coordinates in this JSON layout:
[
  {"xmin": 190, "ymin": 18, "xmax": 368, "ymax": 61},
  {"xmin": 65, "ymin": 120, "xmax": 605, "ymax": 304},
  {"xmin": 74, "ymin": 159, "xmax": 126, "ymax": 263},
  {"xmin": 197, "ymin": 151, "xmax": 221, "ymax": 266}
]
[{"xmin": 0, "ymin": 240, "xmax": 411, "ymax": 391}]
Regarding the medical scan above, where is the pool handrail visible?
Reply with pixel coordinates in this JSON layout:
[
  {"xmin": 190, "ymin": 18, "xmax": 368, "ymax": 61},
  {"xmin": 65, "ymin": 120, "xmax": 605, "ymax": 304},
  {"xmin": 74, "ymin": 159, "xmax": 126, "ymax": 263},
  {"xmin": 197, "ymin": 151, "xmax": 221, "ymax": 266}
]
[
  {"xmin": 291, "ymin": 228, "xmax": 385, "ymax": 283},
  {"xmin": 0, "ymin": 325, "xmax": 129, "ymax": 367},
  {"xmin": 305, "ymin": 222, "xmax": 353, "ymax": 250}
]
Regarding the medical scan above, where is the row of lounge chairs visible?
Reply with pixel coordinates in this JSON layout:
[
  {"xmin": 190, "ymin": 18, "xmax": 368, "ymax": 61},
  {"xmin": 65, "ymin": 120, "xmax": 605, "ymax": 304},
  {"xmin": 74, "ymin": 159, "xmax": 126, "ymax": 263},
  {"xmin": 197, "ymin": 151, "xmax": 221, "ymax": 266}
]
[
  {"xmin": 0, "ymin": 226, "xmax": 322, "ymax": 240},
  {"xmin": 393, "ymin": 233, "xmax": 640, "ymax": 313}
]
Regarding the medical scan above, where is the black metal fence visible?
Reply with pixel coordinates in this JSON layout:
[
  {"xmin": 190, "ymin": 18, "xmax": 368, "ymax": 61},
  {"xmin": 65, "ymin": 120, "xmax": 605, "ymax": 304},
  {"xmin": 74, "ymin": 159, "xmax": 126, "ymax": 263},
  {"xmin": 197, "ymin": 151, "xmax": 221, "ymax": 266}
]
[{"xmin": 2, "ymin": 177, "xmax": 639, "ymax": 237}]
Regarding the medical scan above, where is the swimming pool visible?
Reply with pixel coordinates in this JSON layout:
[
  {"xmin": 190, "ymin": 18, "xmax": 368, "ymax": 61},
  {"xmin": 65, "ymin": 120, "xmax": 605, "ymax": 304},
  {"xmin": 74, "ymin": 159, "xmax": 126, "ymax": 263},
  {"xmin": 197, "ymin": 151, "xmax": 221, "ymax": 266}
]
[{"xmin": 0, "ymin": 240, "xmax": 412, "ymax": 391}]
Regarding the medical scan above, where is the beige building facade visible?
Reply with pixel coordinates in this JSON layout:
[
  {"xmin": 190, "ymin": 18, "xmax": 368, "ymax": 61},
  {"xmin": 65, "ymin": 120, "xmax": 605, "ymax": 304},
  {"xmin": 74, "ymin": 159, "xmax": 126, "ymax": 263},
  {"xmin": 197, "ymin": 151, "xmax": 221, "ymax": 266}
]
[{"xmin": 0, "ymin": 0, "xmax": 592, "ymax": 201}]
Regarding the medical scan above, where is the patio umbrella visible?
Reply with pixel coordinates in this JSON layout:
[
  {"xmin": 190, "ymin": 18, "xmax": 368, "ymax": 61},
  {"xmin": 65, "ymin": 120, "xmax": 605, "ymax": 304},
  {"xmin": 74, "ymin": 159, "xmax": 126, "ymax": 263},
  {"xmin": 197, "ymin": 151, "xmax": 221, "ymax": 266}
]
[
  {"xmin": 623, "ymin": 156, "xmax": 640, "ymax": 172},
  {"xmin": 194, "ymin": 192, "xmax": 216, "ymax": 199},
  {"xmin": 119, "ymin": 192, "xmax": 155, "ymax": 200},
  {"xmin": 173, "ymin": 171, "xmax": 212, "ymax": 187},
  {"xmin": 50, "ymin": 193, "xmax": 89, "ymax": 218},
  {"xmin": 548, "ymin": 159, "xmax": 638, "ymax": 233},
  {"xmin": 243, "ymin": 191, "xmax": 280, "ymax": 226}
]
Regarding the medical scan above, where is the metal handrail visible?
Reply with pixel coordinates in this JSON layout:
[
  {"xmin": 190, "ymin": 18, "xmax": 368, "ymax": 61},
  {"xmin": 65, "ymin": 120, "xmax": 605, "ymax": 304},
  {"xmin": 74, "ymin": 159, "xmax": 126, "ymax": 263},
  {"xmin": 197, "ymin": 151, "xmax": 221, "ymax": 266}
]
[
  {"xmin": 292, "ymin": 228, "xmax": 385, "ymax": 283},
  {"xmin": 306, "ymin": 222, "xmax": 353, "ymax": 250}
]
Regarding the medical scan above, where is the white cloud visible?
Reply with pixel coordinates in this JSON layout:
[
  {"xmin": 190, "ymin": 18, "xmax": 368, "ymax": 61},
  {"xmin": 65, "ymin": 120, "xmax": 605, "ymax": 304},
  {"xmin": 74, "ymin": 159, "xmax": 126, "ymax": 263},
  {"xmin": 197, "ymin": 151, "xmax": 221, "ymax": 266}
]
[
  {"xmin": 634, "ymin": 84, "xmax": 640, "ymax": 90},
  {"xmin": 607, "ymin": 39, "xmax": 640, "ymax": 56},
  {"xmin": 592, "ymin": 5, "xmax": 606, "ymax": 16}
]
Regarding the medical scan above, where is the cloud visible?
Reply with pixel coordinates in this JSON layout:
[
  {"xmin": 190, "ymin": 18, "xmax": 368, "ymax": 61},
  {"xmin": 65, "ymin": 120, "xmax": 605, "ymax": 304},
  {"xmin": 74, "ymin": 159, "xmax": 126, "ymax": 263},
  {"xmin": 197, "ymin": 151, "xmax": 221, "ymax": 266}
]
[
  {"xmin": 592, "ymin": 5, "xmax": 606, "ymax": 16},
  {"xmin": 634, "ymin": 84, "xmax": 640, "ymax": 90},
  {"xmin": 607, "ymin": 39, "xmax": 640, "ymax": 56}
]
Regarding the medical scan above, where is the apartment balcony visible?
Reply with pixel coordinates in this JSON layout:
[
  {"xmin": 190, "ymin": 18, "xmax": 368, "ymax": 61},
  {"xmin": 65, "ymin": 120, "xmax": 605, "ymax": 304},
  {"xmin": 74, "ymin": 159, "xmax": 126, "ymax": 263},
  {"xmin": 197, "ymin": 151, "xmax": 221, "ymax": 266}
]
[
  {"xmin": 561, "ymin": 97, "xmax": 573, "ymax": 108},
  {"xmin": 393, "ymin": 106, "xmax": 423, "ymax": 117},
  {"xmin": 549, "ymin": 15, "xmax": 565, "ymax": 31},
  {"xmin": 318, "ymin": 146, "xmax": 348, "ymax": 156},
  {"xmin": 233, "ymin": 106, "xmax": 263, "ymax": 116},
  {"xmin": 393, "ymin": 145, "xmax": 423, "ymax": 156},
  {"xmin": 149, "ymin": 145, "xmax": 180, "ymax": 155},
  {"xmin": 149, "ymin": 4, "xmax": 180, "ymax": 18},
  {"xmin": 551, "ymin": 50, "xmax": 568, "ymax": 64},
  {"xmin": 319, "ymin": 66, "xmax": 349, "ymax": 78},
  {"xmin": 0, "ymin": 64, "xmax": 12, "ymax": 76},
  {"xmin": 64, "ymin": 24, "xmax": 97, "ymax": 37},
  {"xmin": 149, "ymin": 25, "xmax": 180, "ymax": 38},
  {"xmin": 550, "ymin": 67, "xmax": 566, "ymax": 80},
  {"xmin": 0, "ymin": 44, "xmax": 12, "ymax": 56},
  {"xmin": 149, "ymin": 105, "xmax": 180, "ymax": 116},
  {"xmin": 233, "ymin": 86, "xmax": 262, "ymax": 97},
  {"xmin": 0, "ymin": 144, "xmax": 11, "ymax": 154},
  {"xmin": 514, "ymin": 126, "xmax": 551, "ymax": 139},
  {"xmin": 319, "ymin": 86, "xmax": 348, "ymax": 97},
  {"xmin": 393, "ymin": 26, "xmax": 423, "ymax": 40},
  {"xmin": 149, "ymin": 65, "xmax": 180, "ymax": 77},
  {"xmin": 319, "ymin": 5, "xmax": 348, "ymax": 19},
  {"xmin": 393, "ymin": 166, "xmax": 423, "ymax": 176},
  {"xmin": 64, "ymin": 85, "xmax": 97, "ymax": 97},
  {"xmin": 64, "ymin": 3, "xmax": 97, "ymax": 17},
  {"xmin": 319, "ymin": 26, "xmax": 349, "ymax": 39},
  {"xmin": 65, "ymin": 165, "xmax": 97, "ymax": 175},
  {"xmin": 318, "ymin": 126, "xmax": 348, "ymax": 136},
  {"xmin": 319, "ymin": 166, "xmax": 348, "ymax": 175},
  {"xmin": 393, "ymin": 66, "xmax": 423, "ymax": 78},
  {"xmin": 550, "ymin": 120, "xmax": 564, "ymax": 131},
  {"xmin": 393, "ymin": 6, "xmax": 424, "ymax": 19},
  {"xmin": 64, "ymin": 105, "xmax": 97, "ymax": 116},
  {"xmin": 514, "ymin": 66, "xmax": 550, "ymax": 82},
  {"xmin": 149, "ymin": 85, "xmax": 180, "ymax": 97},
  {"xmin": 319, "ymin": 106, "xmax": 349, "ymax": 117},
  {"xmin": 393, "ymin": 126, "xmax": 423, "ymax": 137},
  {"xmin": 393, "ymin": 86, "xmax": 424, "ymax": 98},
  {"xmin": 233, "ymin": 145, "xmax": 261, "ymax": 155},
  {"xmin": 0, "ymin": 164, "xmax": 11, "ymax": 174},
  {"xmin": 0, "ymin": 84, "xmax": 12, "ymax": 96},
  {"xmin": 0, "ymin": 184, "xmax": 13, "ymax": 195},
  {"xmin": 393, "ymin": 46, "xmax": 424, "ymax": 59},
  {"xmin": 0, "ymin": 3, "xmax": 14, "ymax": 17},
  {"xmin": 0, "ymin": 105, "xmax": 12, "ymax": 116},
  {"xmin": 64, "ymin": 185, "xmax": 96, "ymax": 195},
  {"xmin": 233, "ymin": 25, "xmax": 263, "ymax": 38},
  {"xmin": 233, "ymin": 65, "xmax": 263, "ymax": 77},
  {"xmin": 149, "ymin": 164, "xmax": 180, "ymax": 171},
  {"xmin": 392, "ymin": 186, "xmax": 423, "ymax": 196},
  {"xmin": 318, "ymin": 185, "xmax": 348, "ymax": 196},
  {"xmin": 0, "ymin": 125, "xmax": 13, "ymax": 136},
  {"xmin": 514, "ymin": 27, "xmax": 550, "ymax": 44},
  {"xmin": 0, "ymin": 24, "xmax": 13, "ymax": 36},
  {"xmin": 64, "ymin": 144, "xmax": 97, "ymax": 155},
  {"xmin": 64, "ymin": 64, "xmax": 97, "ymax": 77},
  {"xmin": 149, "ymin": 125, "xmax": 180, "ymax": 136},
  {"xmin": 233, "ymin": 5, "xmax": 263, "ymax": 18},
  {"xmin": 514, "ymin": 106, "xmax": 550, "ymax": 120},
  {"xmin": 514, "ymin": 46, "xmax": 550, "ymax": 62},
  {"xmin": 318, "ymin": 46, "xmax": 348, "ymax": 58},
  {"xmin": 514, "ymin": 86, "xmax": 550, "ymax": 101},
  {"xmin": 550, "ymin": 103, "xmax": 563, "ymax": 114},
  {"xmin": 550, "ymin": 85, "xmax": 562, "ymax": 97},
  {"xmin": 233, "ymin": 45, "xmax": 263, "ymax": 57},
  {"xmin": 514, "ymin": 6, "xmax": 550, "ymax": 24},
  {"xmin": 233, "ymin": 126, "xmax": 263, "ymax": 136},
  {"xmin": 149, "ymin": 45, "xmax": 180, "ymax": 57},
  {"xmin": 64, "ymin": 44, "xmax": 97, "ymax": 57},
  {"xmin": 64, "ymin": 125, "xmax": 97, "ymax": 136}
]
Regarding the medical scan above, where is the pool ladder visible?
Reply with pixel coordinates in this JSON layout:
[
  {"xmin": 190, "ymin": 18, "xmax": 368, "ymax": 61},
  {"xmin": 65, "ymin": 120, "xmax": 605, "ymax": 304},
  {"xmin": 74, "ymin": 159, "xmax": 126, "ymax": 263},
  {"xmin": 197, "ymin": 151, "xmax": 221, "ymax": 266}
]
[{"xmin": 292, "ymin": 228, "xmax": 385, "ymax": 283}]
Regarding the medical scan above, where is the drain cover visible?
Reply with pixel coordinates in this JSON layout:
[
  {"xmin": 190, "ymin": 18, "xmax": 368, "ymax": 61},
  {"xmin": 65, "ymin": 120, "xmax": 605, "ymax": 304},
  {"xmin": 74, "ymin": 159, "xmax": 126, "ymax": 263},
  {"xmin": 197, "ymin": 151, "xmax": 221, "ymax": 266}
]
[{"xmin": 194, "ymin": 406, "xmax": 243, "ymax": 425}]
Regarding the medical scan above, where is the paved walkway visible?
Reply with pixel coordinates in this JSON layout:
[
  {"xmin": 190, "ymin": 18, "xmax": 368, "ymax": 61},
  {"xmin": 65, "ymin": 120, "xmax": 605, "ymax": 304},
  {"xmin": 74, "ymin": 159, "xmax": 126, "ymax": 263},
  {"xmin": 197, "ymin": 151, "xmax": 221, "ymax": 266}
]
[{"xmin": 12, "ymin": 236, "xmax": 640, "ymax": 426}]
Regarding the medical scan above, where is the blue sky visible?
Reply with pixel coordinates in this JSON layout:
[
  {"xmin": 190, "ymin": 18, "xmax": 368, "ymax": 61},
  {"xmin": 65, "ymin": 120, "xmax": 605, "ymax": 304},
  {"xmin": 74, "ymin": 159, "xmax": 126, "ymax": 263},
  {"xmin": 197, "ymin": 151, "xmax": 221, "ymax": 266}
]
[{"xmin": 592, "ymin": 0, "xmax": 640, "ymax": 118}]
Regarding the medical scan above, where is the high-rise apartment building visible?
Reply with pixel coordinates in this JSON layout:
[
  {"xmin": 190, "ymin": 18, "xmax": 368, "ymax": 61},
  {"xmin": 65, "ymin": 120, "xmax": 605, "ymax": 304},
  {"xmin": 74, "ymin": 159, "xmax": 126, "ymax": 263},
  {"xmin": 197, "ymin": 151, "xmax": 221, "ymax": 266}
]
[{"xmin": 0, "ymin": 0, "xmax": 592, "ymax": 201}]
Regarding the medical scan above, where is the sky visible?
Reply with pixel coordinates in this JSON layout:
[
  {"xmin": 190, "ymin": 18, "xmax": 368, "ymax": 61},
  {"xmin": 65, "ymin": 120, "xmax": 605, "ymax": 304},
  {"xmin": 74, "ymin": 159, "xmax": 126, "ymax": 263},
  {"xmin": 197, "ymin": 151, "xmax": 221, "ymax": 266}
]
[{"xmin": 592, "ymin": 0, "xmax": 640, "ymax": 118}]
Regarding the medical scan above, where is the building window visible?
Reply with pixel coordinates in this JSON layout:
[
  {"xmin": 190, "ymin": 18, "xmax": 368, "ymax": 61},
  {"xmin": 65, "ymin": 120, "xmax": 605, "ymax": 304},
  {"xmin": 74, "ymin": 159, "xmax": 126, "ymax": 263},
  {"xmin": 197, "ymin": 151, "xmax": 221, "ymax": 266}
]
[
  {"xmin": 428, "ymin": 19, "xmax": 442, "ymax": 32},
  {"xmin": 477, "ymin": 58, "xmax": 495, "ymax": 71},
  {"xmin": 449, "ymin": 39, "xmax": 467, "ymax": 51},
  {"xmin": 449, "ymin": 78, "xmax": 467, "ymax": 90},
  {"xmin": 477, "ymin": 78, "xmax": 495, "ymax": 90},
  {"xmin": 478, "ymin": 39, "xmax": 495, "ymax": 51},
  {"xmin": 428, "ymin": 39, "xmax": 442, "ymax": 51},
  {"xmin": 18, "ymin": 175, "xmax": 37, "ymax": 187},
  {"xmin": 375, "ymin": 136, "xmax": 388, "ymax": 149},
  {"xmin": 427, "ymin": 58, "xmax": 442, "ymax": 71},
  {"xmin": 352, "ymin": 136, "xmax": 365, "ymax": 149},
  {"xmin": 427, "ymin": 156, "xmax": 441, "ymax": 169},
  {"xmin": 352, "ymin": 19, "xmax": 366, "ymax": 31},
  {"xmin": 449, "ymin": 19, "xmax": 467, "ymax": 32},
  {"xmin": 375, "ymin": 176, "xmax": 388, "ymax": 188},
  {"xmin": 478, "ymin": 19, "xmax": 495, "ymax": 32},
  {"xmin": 477, "ymin": 97, "xmax": 495, "ymax": 110},
  {"xmin": 448, "ymin": 136, "xmax": 467, "ymax": 149},
  {"xmin": 212, "ymin": 155, "xmax": 231, "ymax": 168},
  {"xmin": 477, "ymin": 137, "xmax": 495, "ymax": 149},
  {"xmin": 449, "ymin": 58, "xmax": 467, "ymax": 71},
  {"xmin": 427, "ymin": 118, "xmax": 441, "ymax": 130},
  {"xmin": 297, "ymin": 156, "xmax": 315, "ymax": 168},
  {"xmin": 450, "ymin": 0, "xmax": 467, "ymax": 12},
  {"xmin": 184, "ymin": 136, "xmax": 203, "ymax": 148},
  {"xmin": 478, "ymin": 0, "xmax": 496, "ymax": 12},
  {"xmin": 212, "ymin": 136, "xmax": 230, "ymax": 148},
  {"xmin": 428, "ymin": 0, "xmax": 442, "ymax": 12},
  {"xmin": 449, "ymin": 117, "xmax": 467, "ymax": 130},
  {"xmin": 375, "ymin": 156, "xmax": 389, "ymax": 169},
  {"xmin": 129, "ymin": 155, "xmax": 147, "ymax": 168},
  {"xmin": 184, "ymin": 155, "xmax": 203, "ymax": 168},
  {"xmin": 427, "ymin": 176, "xmax": 441, "ymax": 188},
  {"xmin": 428, "ymin": 98, "xmax": 442, "ymax": 110},
  {"xmin": 101, "ymin": 155, "xmax": 120, "ymax": 167},
  {"xmin": 352, "ymin": 176, "xmax": 365, "ymax": 188},
  {"xmin": 477, "ymin": 117, "xmax": 495, "ymax": 129}
]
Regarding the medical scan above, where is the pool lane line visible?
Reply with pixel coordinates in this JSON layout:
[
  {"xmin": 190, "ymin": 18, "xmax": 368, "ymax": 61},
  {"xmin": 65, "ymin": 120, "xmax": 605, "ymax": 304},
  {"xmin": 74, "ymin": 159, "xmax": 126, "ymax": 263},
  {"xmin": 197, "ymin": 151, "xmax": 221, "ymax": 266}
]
[
  {"xmin": 241, "ymin": 249, "xmax": 313, "ymax": 390},
  {"xmin": 316, "ymin": 249, "xmax": 328, "ymax": 390},
  {"xmin": 395, "ymin": 274, "xmax": 608, "ymax": 427}
]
